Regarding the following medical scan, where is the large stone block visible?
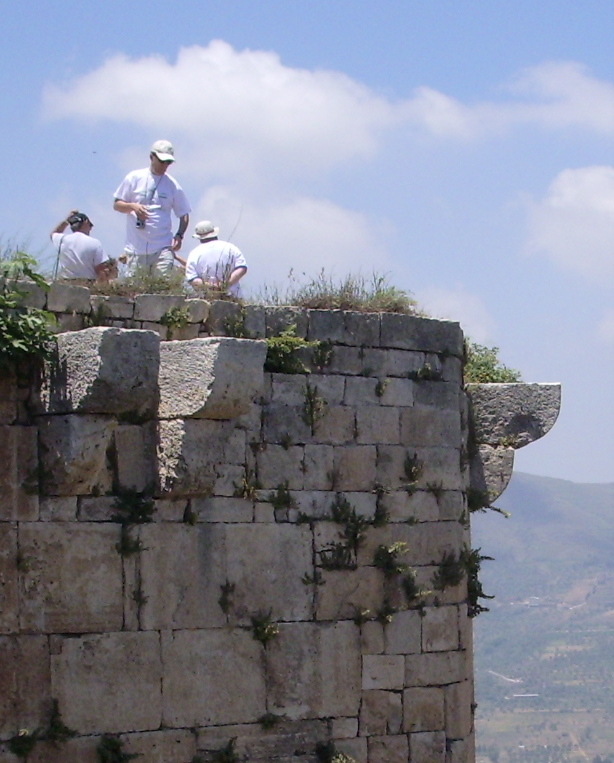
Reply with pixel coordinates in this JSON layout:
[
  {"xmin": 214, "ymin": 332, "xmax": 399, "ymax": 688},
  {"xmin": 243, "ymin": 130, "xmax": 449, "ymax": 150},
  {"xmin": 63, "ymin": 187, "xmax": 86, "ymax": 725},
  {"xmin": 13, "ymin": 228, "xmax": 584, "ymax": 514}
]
[
  {"xmin": 268, "ymin": 621, "xmax": 361, "ymax": 719},
  {"xmin": 303, "ymin": 444, "xmax": 335, "ymax": 490},
  {"xmin": 316, "ymin": 567, "xmax": 384, "ymax": 621},
  {"xmin": 265, "ymin": 306, "xmax": 308, "ymax": 338},
  {"xmin": 368, "ymin": 735, "xmax": 409, "ymax": 763},
  {"xmin": 400, "ymin": 408, "xmax": 461, "ymax": 448},
  {"xmin": 0, "ymin": 525, "xmax": 18, "ymax": 634},
  {"xmin": 313, "ymin": 406, "xmax": 356, "ymax": 445},
  {"xmin": 422, "ymin": 606, "xmax": 460, "ymax": 652},
  {"xmin": 133, "ymin": 293, "xmax": 185, "ymax": 322},
  {"xmin": 6, "ymin": 279, "xmax": 47, "ymax": 309},
  {"xmin": 384, "ymin": 609, "xmax": 422, "ymax": 655},
  {"xmin": 158, "ymin": 337, "xmax": 266, "ymax": 420},
  {"xmin": 359, "ymin": 691, "xmax": 403, "ymax": 736},
  {"xmin": 118, "ymin": 730, "xmax": 196, "ymax": 763},
  {"xmin": 156, "ymin": 418, "xmax": 238, "ymax": 495},
  {"xmin": 405, "ymin": 651, "xmax": 470, "ymax": 687},
  {"xmin": 470, "ymin": 444, "xmax": 515, "ymax": 501},
  {"xmin": 161, "ymin": 629, "xmax": 265, "ymax": 727},
  {"xmin": 403, "ymin": 687, "xmax": 445, "ymax": 732},
  {"xmin": 47, "ymin": 282, "xmax": 91, "ymax": 313},
  {"xmin": 19, "ymin": 523, "xmax": 123, "ymax": 633},
  {"xmin": 334, "ymin": 446, "xmax": 376, "ymax": 491},
  {"xmin": 381, "ymin": 314, "xmax": 463, "ymax": 356},
  {"xmin": 38, "ymin": 415, "xmax": 116, "ymax": 495},
  {"xmin": 262, "ymin": 404, "xmax": 312, "ymax": 444},
  {"xmin": 0, "ymin": 425, "xmax": 38, "ymax": 521},
  {"xmin": 51, "ymin": 631, "xmax": 162, "ymax": 734},
  {"xmin": 90, "ymin": 294, "xmax": 135, "ymax": 319},
  {"xmin": 444, "ymin": 680, "xmax": 473, "ymax": 739},
  {"xmin": 467, "ymin": 382, "xmax": 562, "ymax": 448},
  {"xmin": 410, "ymin": 731, "xmax": 446, "ymax": 763},
  {"xmin": 256, "ymin": 445, "xmax": 305, "ymax": 489},
  {"xmin": 114, "ymin": 423, "xmax": 157, "ymax": 493},
  {"xmin": 356, "ymin": 407, "xmax": 400, "ymax": 444},
  {"xmin": 37, "ymin": 327, "xmax": 160, "ymax": 416},
  {"xmin": 0, "ymin": 635, "xmax": 50, "ymax": 737},
  {"xmin": 362, "ymin": 655, "xmax": 405, "ymax": 690}
]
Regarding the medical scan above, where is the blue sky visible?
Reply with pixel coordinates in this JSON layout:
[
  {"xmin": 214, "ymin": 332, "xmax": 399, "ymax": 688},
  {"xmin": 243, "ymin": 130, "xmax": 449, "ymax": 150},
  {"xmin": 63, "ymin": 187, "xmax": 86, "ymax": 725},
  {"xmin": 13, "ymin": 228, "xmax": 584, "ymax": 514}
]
[{"xmin": 3, "ymin": 1, "xmax": 613, "ymax": 482}]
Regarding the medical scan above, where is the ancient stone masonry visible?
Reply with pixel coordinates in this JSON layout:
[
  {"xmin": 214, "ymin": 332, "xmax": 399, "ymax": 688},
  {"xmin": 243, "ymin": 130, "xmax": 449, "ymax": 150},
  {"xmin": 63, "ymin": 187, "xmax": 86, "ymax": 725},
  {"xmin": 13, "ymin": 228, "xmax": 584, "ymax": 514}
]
[{"xmin": 0, "ymin": 284, "xmax": 561, "ymax": 763}]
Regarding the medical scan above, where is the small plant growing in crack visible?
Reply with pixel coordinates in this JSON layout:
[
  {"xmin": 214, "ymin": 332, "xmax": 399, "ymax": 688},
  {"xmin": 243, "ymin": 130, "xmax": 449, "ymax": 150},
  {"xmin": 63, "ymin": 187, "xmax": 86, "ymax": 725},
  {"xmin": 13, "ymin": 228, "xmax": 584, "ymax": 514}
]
[
  {"xmin": 268, "ymin": 481, "xmax": 295, "ymax": 510},
  {"xmin": 402, "ymin": 568, "xmax": 426, "ymax": 604},
  {"xmin": 373, "ymin": 542, "xmax": 409, "ymax": 578},
  {"xmin": 132, "ymin": 583, "xmax": 148, "ymax": 607},
  {"xmin": 352, "ymin": 607, "xmax": 372, "ymax": 626},
  {"xmin": 302, "ymin": 381, "xmax": 326, "ymax": 434},
  {"xmin": 312, "ymin": 339, "xmax": 334, "ymax": 369},
  {"xmin": 96, "ymin": 734, "xmax": 141, "ymax": 762},
  {"xmin": 301, "ymin": 570, "xmax": 325, "ymax": 586},
  {"xmin": 258, "ymin": 712, "xmax": 285, "ymax": 730},
  {"xmin": 374, "ymin": 378, "xmax": 389, "ymax": 397},
  {"xmin": 279, "ymin": 432, "xmax": 292, "ymax": 450},
  {"xmin": 234, "ymin": 468, "xmax": 261, "ymax": 501},
  {"xmin": 376, "ymin": 599, "xmax": 399, "ymax": 625},
  {"xmin": 115, "ymin": 525, "xmax": 144, "ymax": 557},
  {"xmin": 432, "ymin": 551, "xmax": 465, "ymax": 591},
  {"xmin": 211, "ymin": 739, "xmax": 239, "ymax": 763},
  {"xmin": 46, "ymin": 699, "xmax": 77, "ymax": 747},
  {"xmin": 318, "ymin": 542, "xmax": 357, "ymax": 571},
  {"xmin": 183, "ymin": 504, "xmax": 198, "ymax": 525},
  {"xmin": 426, "ymin": 481, "xmax": 444, "ymax": 501},
  {"xmin": 160, "ymin": 305, "xmax": 190, "ymax": 339},
  {"xmin": 402, "ymin": 452, "xmax": 423, "ymax": 493},
  {"xmin": 111, "ymin": 490, "xmax": 155, "ymax": 525},
  {"xmin": 7, "ymin": 728, "xmax": 41, "ymax": 760},
  {"xmin": 251, "ymin": 610, "xmax": 280, "ymax": 646},
  {"xmin": 316, "ymin": 740, "xmax": 358, "ymax": 763},
  {"xmin": 218, "ymin": 580, "xmax": 235, "ymax": 614}
]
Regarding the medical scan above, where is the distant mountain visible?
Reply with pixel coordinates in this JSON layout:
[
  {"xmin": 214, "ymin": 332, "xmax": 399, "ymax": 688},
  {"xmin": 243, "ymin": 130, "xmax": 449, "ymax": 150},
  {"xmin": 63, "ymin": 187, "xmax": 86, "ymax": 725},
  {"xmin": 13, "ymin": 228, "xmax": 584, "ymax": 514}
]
[{"xmin": 473, "ymin": 472, "xmax": 614, "ymax": 719}]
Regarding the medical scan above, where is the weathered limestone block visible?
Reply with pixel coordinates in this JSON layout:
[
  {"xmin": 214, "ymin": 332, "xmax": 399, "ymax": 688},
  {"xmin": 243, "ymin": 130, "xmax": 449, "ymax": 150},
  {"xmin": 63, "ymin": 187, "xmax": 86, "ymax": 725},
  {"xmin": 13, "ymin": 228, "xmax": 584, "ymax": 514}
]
[
  {"xmin": 400, "ymin": 408, "xmax": 461, "ymax": 448},
  {"xmin": 378, "ymin": 377, "xmax": 415, "ymax": 407},
  {"xmin": 38, "ymin": 327, "xmax": 160, "ymax": 415},
  {"xmin": 445, "ymin": 680, "xmax": 474, "ymax": 739},
  {"xmin": 6, "ymin": 279, "xmax": 47, "ymax": 308},
  {"xmin": 38, "ymin": 415, "xmax": 116, "ymax": 495},
  {"xmin": 333, "ymin": 717, "xmax": 359, "ymax": 738},
  {"xmin": 27, "ymin": 736, "xmax": 99, "ymax": 763},
  {"xmin": 379, "ymin": 490, "xmax": 439, "ymax": 523},
  {"xmin": 368, "ymin": 735, "xmax": 409, "ymax": 763},
  {"xmin": 262, "ymin": 404, "xmax": 312, "ymax": 444},
  {"xmin": 405, "ymin": 651, "xmax": 470, "ymax": 688},
  {"xmin": 47, "ymin": 282, "xmax": 91, "ymax": 313},
  {"xmin": 470, "ymin": 444, "xmax": 515, "ymax": 501},
  {"xmin": 39, "ymin": 496, "xmax": 78, "ymax": 521},
  {"xmin": 114, "ymin": 423, "xmax": 157, "ymax": 493},
  {"xmin": 384, "ymin": 609, "xmax": 422, "ymax": 655},
  {"xmin": 0, "ymin": 367, "xmax": 17, "ymax": 424},
  {"xmin": 336, "ymin": 738, "xmax": 368, "ymax": 763},
  {"xmin": 344, "ymin": 376, "xmax": 379, "ymax": 406},
  {"xmin": 268, "ymin": 621, "xmax": 361, "ymax": 719},
  {"xmin": 324, "ymin": 346, "xmax": 364, "ymax": 376},
  {"xmin": 192, "ymin": 496, "xmax": 254, "ymax": 522},
  {"xmin": 446, "ymin": 734, "xmax": 476, "ymax": 763},
  {"xmin": 413, "ymin": 381, "xmax": 460, "ymax": 411},
  {"xmin": 403, "ymin": 687, "xmax": 445, "ymax": 732},
  {"xmin": 51, "ymin": 631, "xmax": 162, "ymax": 734},
  {"xmin": 313, "ymin": 406, "xmax": 356, "ymax": 445},
  {"xmin": 0, "ymin": 425, "xmax": 38, "ymax": 521},
  {"xmin": 422, "ymin": 605, "xmax": 460, "ymax": 652},
  {"xmin": 467, "ymin": 382, "xmax": 562, "ymax": 448},
  {"xmin": 381, "ymin": 314, "xmax": 464, "ymax": 356},
  {"xmin": 306, "ymin": 310, "xmax": 345, "ymax": 343},
  {"xmin": 334, "ymin": 445, "xmax": 377, "ymax": 491},
  {"xmin": 256, "ymin": 444, "xmax": 305, "ymax": 489},
  {"xmin": 184, "ymin": 298, "xmax": 210, "ymax": 323},
  {"xmin": 118, "ymin": 730, "xmax": 196, "ymax": 763},
  {"xmin": 204, "ymin": 299, "xmax": 243, "ymax": 335},
  {"xmin": 0, "ymin": 525, "xmax": 18, "ymax": 633},
  {"xmin": 0, "ymin": 635, "xmax": 51, "ymax": 737},
  {"xmin": 19, "ymin": 523, "xmax": 123, "ymax": 633},
  {"xmin": 265, "ymin": 306, "xmax": 309, "ymax": 338},
  {"xmin": 316, "ymin": 567, "xmax": 384, "ymax": 621},
  {"xmin": 303, "ymin": 444, "xmax": 335, "ymax": 490},
  {"xmin": 157, "ymin": 418, "xmax": 238, "ymax": 495},
  {"xmin": 90, "ymin": 294, "xmax": 135, "ymax": 319},
  {"xmin": 357, "ymin": 521, "xmax": 464, "ymax": 568},
  {"xmin": 356, "ymin": 407, "xmax": 400, "ymax": 444},
  {"xmin": 161, "ymin": 629, "xmax": 266, "ymax": 727},
  {"xmin": 410, "ymin": 730, "xmax": 446, "ymax": 763},
  {"xmin": 134, "ymin": 293, "xmax": 185, "ymax": 322},
  {"xmin": 158, "ymin": 337, "xmax": 266, "ymax": 419},
  {"xmin": 361, "ymin": 621, "xmax": 385, "ymax": 654},
  {"xmin": 243, "ymin": 304, "xmax": 266, "ymax": 338},
  {"xmin": 359, "ymin": 691, "xmax": 403, "ymax": 735},
  {"xmin": 362, "ymin": 655, "xmax": 405, "ymax": 690}
]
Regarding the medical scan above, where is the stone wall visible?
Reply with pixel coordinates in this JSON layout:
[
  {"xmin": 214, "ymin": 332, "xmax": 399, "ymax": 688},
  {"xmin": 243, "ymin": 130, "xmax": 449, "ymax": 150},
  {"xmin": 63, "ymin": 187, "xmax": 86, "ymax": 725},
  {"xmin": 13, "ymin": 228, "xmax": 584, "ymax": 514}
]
[{"xmin": 0, "ymin": 293, "xmax": 561, "ymax": 763}]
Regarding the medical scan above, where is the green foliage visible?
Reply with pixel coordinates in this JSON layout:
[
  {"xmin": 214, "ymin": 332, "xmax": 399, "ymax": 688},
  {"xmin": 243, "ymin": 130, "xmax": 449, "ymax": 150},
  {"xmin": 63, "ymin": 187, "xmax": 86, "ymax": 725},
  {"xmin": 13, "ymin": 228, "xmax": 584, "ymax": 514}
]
[
  {"xmin": 258, "ymin": 712, "xmax": 284, "ymax": 729},
  {"xmin": 268, "ymin": 481, "xmax": 295, "ymax": 510},
  {"xmin": 223, "ymin": 308, "xmax": 250, "ymax": 338},
  {"xmin": 301, "ymin": 570, "xmax": 324, "ymax": 586},
  {"xmin": 312, "ymin": 339, "xmax": 334, "ymax": 369},
  {"xmin": 352, "ymin": 607, "xmax": 372, "ymax": 625},
  {"xmin": 408, "ymin": 362, "xmax": 443, "ymax": 382},
  {"xmin": 234, "ymin": 468, "xmax": 261, "ymax": 500},
  {"xmin": 402, "ymin": 568, "xmax": 425, "ymax": 603},
  {"xmin": 315, "ymin": 740, "xmax": 358, "ymax": 763},
  {"xmin": 318, "ymin": 541, "xmax": 357, "ymax": 571},
  {"xmin": 89, "ymin": 266, "xmax": 188, "ymax": 297},
  {"xmin": 218, "ymin": 581, "xmax": 235, "ymax": 614},
  {"xmin": 464, "ymin": 341, "xmax": 521, "ymax": 384},
  {"xmin": 7, "ymin": 729, "xmax": 41, "ymax": 759},
  {"xmin": 302, "ymin": 382, "xmax": 326, "ymax": 433},
  {"xmin": 374, "ymin": 378, "xmax": 389, "ymax": 397},
  {"xmin": 426, "ymin": 481, "xmax": 445, "ymax": 500},
  {"xmin": 330, "ymin": 494, "xmax": 370, "ymax": 553},
  {"xmin": 160, "ymin": 305, "xmax": 190, "ymax": 338},
  {"xmin": 264, "ymin": 324, "xmax": 315, "ymax": 374},
  {"xmin": 376, "ymin": 599, "xmax": 399, "ymax": 624},
  {"xmin": 462, "ymin": 546, "xmax": 494, "ymax": 617},
  {"xmin": 373, "ymin": 542, "xmax": 409, "ymax": 578},
  {"xmin": 251, "ymin": 610, "xmax": 280, "ymax": 646},
  {"xmin": 256, "ymin": 270, "xmax": 417, "ymax": 314},
  {"xmin": 432, "ymin": 551, "xmax": 466, "ymax": 591},
  {"xmin": 467, "ymin": 487, "xmax": 510, "ymax": 518},
  {"xmin": 111, "ymin": 490, "xmax": 155, "ymax": 525},
  {"xmin": 46, "ymin": 699, "xmax": 77, "ymax": 746},
  {"xmin": 402, "ymin": 452, "xmax": 423, "ymax": 492},
  {"xmin": 96, "ymin": 735, "xmax": 141, "ymax": 762},
  {"xmin": 211, "ymin": 739, "xmax": 239, "ymax": 763},
  {"xmin": 115, "ymin": 525, "xmax": 144, "ymax": 557},
  {"xmin": 183, "ymin": 504, "xmax": 198, "ymax": 525},
  {"xmin": 0, "ymin": 253, "xmax": 55, "ymax": 366}
]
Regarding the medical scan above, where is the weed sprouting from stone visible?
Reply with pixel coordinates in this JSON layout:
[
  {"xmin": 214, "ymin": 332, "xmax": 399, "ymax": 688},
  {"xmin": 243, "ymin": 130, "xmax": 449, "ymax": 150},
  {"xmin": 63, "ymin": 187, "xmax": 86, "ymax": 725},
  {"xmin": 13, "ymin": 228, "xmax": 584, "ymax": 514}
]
[
  {"xmin": 218, "ymin": 581, "xmax": 235, "ymax": 614},
  {"xmin": 111, "ymin": 491, "xmax": 155, "ymax": 526},
  {"xmin": 251, "ymin": 610, "xmax": 280, "ymax": 646},
  {"xmin": 268, "ymin": 481, "xmax": 295, "ymax": 510},
  {"xmin": 302, "ymin": 381, "xmax": 326, "ymax": 433},
  {"xmin": 96, "ymin": 734, "xmax": 141, "ymax": 762},
  {"xmin": 7, "ymin": 729, "xmax": 41, "ymax": 760},
  {"xmin": 432, "ymin": 551, "xmax": 465, "ymax": 591},
  {"xmin": 373, "ymin": 542, "xmax": 409, "ymax": 578}
]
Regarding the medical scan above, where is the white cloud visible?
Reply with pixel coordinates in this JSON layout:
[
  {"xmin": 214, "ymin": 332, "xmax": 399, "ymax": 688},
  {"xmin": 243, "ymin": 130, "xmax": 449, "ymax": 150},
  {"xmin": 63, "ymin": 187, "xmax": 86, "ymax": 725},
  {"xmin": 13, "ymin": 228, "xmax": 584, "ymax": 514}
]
[
  {"xmin": 415, "ymin": 285, "xmax": 496, "ymax": 343},
  {"xmin": 598, "ymin": 309, "xmax": 614, "ymax": 343},
  {"xmin": 526, "ymin": 166, "xmax": 614, "ymax": 281},
  {"xmin": 190, "ymin": 186, "xmax": 395, "ymax": 292}
]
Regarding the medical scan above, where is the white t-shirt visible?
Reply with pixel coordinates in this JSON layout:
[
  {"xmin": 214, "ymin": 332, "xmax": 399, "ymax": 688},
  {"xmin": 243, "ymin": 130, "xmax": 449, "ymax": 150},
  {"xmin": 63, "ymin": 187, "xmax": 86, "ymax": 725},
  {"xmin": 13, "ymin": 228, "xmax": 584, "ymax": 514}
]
[
  {"xmin": 185, "ymin": 239, "xmax": 247, "ymax": 296},
  {"xmin": 51, "ymin": 232, "xmax": 108, "ymax": 280},
  {"xmin": 113, "ymin": 168, "xmax": 191, "ymax": 255}
]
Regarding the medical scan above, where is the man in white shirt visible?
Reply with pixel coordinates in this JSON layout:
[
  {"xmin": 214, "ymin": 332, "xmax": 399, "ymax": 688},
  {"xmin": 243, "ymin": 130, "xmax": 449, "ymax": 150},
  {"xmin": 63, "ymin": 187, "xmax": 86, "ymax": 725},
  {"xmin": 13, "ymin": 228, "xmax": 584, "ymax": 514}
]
[
  {"xmin": 113, "ymin": 139, "xmax": 191, "ymax": 275},
  {"xmin": 50, "ymin": 210, "xmax": 110, "ymax": 281},
  {"xmin": 185, "ymin": 221, "xmax": 247, "ymax": 297}
]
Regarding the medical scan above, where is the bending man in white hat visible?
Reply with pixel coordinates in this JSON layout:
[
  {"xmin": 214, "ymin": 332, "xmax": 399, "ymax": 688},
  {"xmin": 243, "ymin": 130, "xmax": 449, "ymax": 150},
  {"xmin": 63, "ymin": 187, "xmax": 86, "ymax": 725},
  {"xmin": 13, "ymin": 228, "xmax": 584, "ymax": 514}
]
[
  {"xmin": 113, "ymin": 140, "xmax": 191, "ymax": 275},
  {"xmin": 185, "ymin": 221, "xmax": 247, "ymax": 297}
]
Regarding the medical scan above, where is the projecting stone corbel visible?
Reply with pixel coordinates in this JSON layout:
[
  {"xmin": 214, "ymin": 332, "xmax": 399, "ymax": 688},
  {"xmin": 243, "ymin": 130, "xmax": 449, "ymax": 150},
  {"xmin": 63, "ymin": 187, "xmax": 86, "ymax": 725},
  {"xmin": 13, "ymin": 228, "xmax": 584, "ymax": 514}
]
[{"xmin": 466, "ymin": 382, "xmax": 562, "ymax": 501}]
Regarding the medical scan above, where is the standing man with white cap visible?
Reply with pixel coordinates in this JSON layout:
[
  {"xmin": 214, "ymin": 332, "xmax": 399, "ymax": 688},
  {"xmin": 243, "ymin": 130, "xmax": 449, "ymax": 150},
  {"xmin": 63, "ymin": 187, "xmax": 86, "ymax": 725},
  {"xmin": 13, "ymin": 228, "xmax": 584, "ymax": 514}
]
[
  {"xmin": 113, "ymin": 140, "xmax": 191, "ymax": 274},
  {"xmin": 185, "ymin": 221, "xmax": 248, "ymax": 297}
]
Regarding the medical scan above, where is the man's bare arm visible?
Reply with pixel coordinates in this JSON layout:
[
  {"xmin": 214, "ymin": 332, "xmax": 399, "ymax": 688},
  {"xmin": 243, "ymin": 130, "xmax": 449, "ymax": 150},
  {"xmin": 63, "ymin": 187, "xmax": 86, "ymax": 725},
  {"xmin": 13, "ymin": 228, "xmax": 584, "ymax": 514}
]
[
  {"xmin": 113, "ymin": 199, "xmax": 149, "ymax": 220},
  {"xmin": 172, "ymin": 214, "xmax": 190, "ymax": 252},
  {"xmin": 50, "ymin": 209, "xmax": 78, "ymax": 240}
]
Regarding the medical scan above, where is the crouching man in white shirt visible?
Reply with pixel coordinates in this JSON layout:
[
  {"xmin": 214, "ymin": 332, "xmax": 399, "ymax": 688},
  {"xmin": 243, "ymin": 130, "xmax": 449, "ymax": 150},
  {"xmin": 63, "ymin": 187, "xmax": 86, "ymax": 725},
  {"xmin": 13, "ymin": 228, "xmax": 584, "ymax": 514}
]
[
  {"xmin": 50, "ymin": 210, "xmax": 110, "ymax": 281},
  {"xmin": 185, "ymin": 221, "xmax": 247, "ymax": 297}
]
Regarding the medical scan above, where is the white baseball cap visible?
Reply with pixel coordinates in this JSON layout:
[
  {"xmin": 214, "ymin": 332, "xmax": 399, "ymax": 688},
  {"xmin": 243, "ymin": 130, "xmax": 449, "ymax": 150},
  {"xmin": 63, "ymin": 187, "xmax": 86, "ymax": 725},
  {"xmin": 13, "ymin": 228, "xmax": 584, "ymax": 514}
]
[
  {"xmin": 192, "ymin": 221, "xmax": 219, "ymax": 239},
  {"xmin": 150, "ymin": 139, "xmax": 175, "ymax": 162}
]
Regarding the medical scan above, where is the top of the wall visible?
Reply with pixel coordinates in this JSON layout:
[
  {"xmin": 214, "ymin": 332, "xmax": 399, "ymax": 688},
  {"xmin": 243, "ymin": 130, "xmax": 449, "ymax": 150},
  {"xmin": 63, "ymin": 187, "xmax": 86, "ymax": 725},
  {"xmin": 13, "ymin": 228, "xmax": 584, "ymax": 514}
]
[{"xmin": 6, "ymin": 279, "xmax": 465, "ymax": 357}]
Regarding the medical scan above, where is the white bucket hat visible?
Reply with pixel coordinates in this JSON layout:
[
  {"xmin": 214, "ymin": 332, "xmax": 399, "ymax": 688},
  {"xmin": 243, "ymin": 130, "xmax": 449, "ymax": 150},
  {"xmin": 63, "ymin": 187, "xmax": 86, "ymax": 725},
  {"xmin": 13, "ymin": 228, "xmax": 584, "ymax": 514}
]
[
  {"xmin": 192, "ymin": 221, "xmax": 219, "ymax": 239},
  {"xmin": 150, "ymin": 139, "xmax": 175, "ymax": 162}
]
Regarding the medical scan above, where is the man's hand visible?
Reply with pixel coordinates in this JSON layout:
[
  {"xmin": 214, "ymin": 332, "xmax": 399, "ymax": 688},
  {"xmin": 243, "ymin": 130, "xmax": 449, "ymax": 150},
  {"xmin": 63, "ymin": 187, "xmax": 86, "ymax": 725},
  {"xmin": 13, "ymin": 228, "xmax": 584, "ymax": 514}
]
[
  {"xmin": 132, "ymin": 203, "xmax": 149, "ymax": 221},
  {"xmin": 171, "ymin": 235, "xmax": 183, "ymax": 252},
  {"xmin": 113, "ymin": 199, "xmax": 149, "ymax": 220}
]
